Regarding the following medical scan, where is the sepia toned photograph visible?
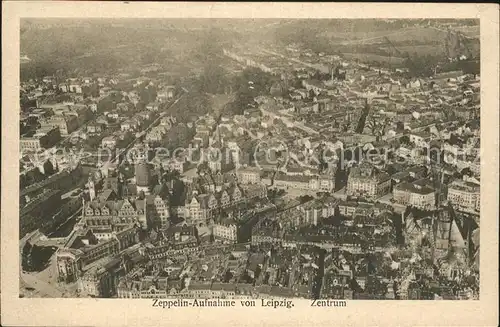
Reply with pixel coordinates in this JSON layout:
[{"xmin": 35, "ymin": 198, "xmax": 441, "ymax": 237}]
[
  {"xmin": 2, "ymin": 2, "xmax": 499, "ymax": 327},
  {"xmin": 18, "ymin": 16, "xmax": 481, "ymax": 301}
]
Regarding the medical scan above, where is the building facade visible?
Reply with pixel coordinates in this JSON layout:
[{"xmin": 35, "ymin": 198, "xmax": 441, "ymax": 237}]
[
  {"xmin": 237, "ymin": 167, "xmax": 261, "ymax": 184},
  {"xmin": 57, "ymin": 226, "xmax": 138, "ymax": 285},
  {"xmin": 83, "ymin": 197, "xmax": 148, "ymax": 231}
]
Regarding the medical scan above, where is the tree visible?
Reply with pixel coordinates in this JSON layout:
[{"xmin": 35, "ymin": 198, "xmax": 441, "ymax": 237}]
[
  {"xmin": 399, "ymin": 135, "xmax": 410, "ymax": 145},
  {"xmin": 395, "ymin": 121, "xmax": 404, "ymax": 132},
  {"xmin": 403, "ymin": 54, "xmax": 439, "ymax": 78},
  {"xmin": 163, "ymin": 169, "xmax": 181, "ymax": 184},
  {"xmin": 308, "ymin": 89, "xmax": 316, "ymax": 99},
  {"xmin": 162, "ymin": 124, "xmax": 195, "ymax": 151},
  {"xmin": 139, "ymin": 85, "xmax": 157, "ymax": 104},
  {"xmin": 199, "ymin": 64, "xmax": 228, "ymax": 94},
  {"xmin": 43, "ymin": 160, "xmax": 56, "ymax": 176},
  {"xmin": 172, "ymin": 91, "xmax": 211, "ymax": 123},
  {"xmin": 82, "ymin": 84, "xmax": 100, "ymax": 98},
  {"xmin": 355, "ymin": 100, "xmax": 371, "ymax": 134},
  {"xmin": 298, "ymin": 195, "xmax": 313, "ymax": 204},
  {"xmin": 227, "ymin": 67, "xmax": 274, "ymax": 115}
]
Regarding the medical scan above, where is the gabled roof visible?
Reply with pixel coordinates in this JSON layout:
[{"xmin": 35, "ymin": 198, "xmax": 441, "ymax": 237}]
[{"xmin": 85, "ymin": 197, "xmax": 145, "ymax": 213}]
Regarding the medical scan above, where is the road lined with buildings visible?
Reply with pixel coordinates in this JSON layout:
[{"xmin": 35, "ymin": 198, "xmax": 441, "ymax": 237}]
[{"xmin": 108, "ymin": 90, "xmax": 186, "ymax": 168}]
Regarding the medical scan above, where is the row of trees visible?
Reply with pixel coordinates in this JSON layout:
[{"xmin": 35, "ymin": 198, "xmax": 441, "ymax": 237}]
[
  {"xmin": 20, "ymin": 60, "xmax": 68, "ymax": 82},
  {"xmin": 226, "ymin": 67, "xmax": 275, "ymax": 115},
  {"xmin": 440, "ymin": 59, "xmax": 480, "ymax": 75}
]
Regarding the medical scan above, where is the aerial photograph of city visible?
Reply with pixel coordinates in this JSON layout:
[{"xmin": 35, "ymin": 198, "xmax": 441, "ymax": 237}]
[{"xmin": 19, "ymin": 18, "xmax": 480, "ymax": 301}]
